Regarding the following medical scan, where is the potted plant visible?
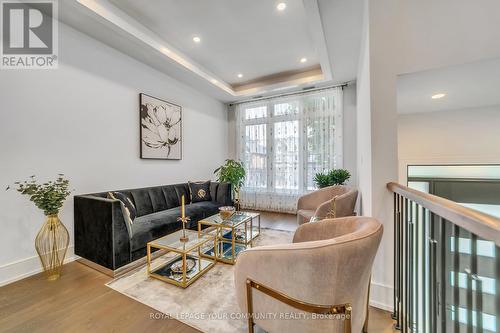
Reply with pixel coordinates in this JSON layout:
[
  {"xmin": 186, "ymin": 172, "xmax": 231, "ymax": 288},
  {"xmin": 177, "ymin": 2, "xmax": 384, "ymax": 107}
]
[
  {"xmin": 7, "ymin": 174, "xmax": 72, "ymax": 280},
  {"xmin": 313, "ymin": 169, "xmax": 351, "ymax": 188},
  {"xmin": 214, "ymin": 160, "xmax": 246, "ymax": 210}
]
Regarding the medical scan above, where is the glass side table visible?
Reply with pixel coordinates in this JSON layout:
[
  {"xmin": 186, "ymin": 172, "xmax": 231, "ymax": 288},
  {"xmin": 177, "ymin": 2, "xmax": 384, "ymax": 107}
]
[
  {"xmin": 198, "ymin": 211, "xmax": 261, "ymax": 264},
  {"xmin": 147, "ymin": 229, "xmax": 216, "ymax": 288}
]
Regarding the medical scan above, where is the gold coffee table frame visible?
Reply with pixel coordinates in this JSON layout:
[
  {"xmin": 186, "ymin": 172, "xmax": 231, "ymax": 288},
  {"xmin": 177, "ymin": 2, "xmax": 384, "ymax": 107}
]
[
  {"xmin": 147, "ymin": 229, "xmax": 216, "ymax": 288},
  {"xmin": 198, "ymin": 211, "xmax": 261, "ymax": 265}
]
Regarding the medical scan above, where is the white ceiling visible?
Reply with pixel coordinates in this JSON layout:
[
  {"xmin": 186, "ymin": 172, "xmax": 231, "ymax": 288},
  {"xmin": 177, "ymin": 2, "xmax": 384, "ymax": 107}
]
[
  {"xmin": 397, "ymin": 57, "xmax": 500, "ymax": 114},
  {"xmin": 318, "ymin": 0, "xmax": 364, "ymax": 85},
  {"xmin": 397, "ymin": 0, "xmax": 500, "ymax": 75},
  {"xmin": 58, "ymin": 0, "xmax": 363, "ymax": 102},
  {"xmin": 108, "ymin": 0, "xmax": 317, "ymax": 85}
]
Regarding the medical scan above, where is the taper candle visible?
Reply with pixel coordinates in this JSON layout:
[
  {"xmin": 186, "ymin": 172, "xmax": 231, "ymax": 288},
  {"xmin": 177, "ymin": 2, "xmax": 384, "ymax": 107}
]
[{"xmin": 181, "ymin": 195, "xmax": 185, "ymax": 218}]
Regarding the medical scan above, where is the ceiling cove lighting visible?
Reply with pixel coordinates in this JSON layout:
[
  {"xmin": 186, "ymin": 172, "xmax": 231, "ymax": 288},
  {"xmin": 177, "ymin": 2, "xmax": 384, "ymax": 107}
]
[
  {"xmin": 431, "ymin": 93, "xmax": 446, "ymax": 99},
  {"xmin": 300, "ymin": 57, "xmax": 307, "ymax": 63},
  {"xmin": 193, "ymin": 36, "xmax": 201, "ymax": 43},
  {"xmin": 277, "ymin": 3, "xmax": 287, "ymax": 11},
  {"xmin": 237, "ymin": 73, "xmax": 243, "ymax": 78},
  {"xmin": 160, "ymin": 47, "xmax": 171, "ymax": 55}
]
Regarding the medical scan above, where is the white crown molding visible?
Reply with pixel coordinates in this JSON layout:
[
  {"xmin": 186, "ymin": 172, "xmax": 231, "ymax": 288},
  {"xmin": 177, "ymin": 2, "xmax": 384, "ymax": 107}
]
[{"xmin": 302, "ymin": 0, "xmax": 333, "ymax": 81}]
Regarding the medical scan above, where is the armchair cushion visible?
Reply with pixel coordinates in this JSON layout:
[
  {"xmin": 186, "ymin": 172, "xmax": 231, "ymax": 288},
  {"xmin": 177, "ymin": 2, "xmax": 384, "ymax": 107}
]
[
  {"xmin": 296, "ymin": 209, "xmax": 315, "ymax": 224},
  {"xmin": 297, "ymin": 186, "xmax": 358, "ymax": 225}
]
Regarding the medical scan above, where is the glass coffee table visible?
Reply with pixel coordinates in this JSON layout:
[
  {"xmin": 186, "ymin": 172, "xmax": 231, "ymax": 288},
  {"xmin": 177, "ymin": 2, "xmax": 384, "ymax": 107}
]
[
  {"xmin": 147, "ymin": 229, "xmax": 216, "ymax": 288},
  {"xmin": 198, "ymin": 211, "xmax": 261, "ymax": 264}
]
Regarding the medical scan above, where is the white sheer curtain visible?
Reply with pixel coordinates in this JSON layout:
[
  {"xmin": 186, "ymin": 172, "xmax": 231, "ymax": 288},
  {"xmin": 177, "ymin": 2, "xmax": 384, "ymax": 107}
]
[{"xmin": 235, "ymin": 87, "xmax": 343, "ymax": 213}]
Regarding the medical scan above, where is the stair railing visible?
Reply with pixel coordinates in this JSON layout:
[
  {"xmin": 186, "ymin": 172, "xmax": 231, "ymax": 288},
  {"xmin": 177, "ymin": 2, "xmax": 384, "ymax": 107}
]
[{"xmin": 387, "ymin": 182, "xmax": 500, "ymax": 333}]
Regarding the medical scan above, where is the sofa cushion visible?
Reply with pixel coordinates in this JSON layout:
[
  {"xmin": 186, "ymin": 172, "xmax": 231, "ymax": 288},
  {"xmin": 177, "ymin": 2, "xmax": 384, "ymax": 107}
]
[
  {"xmin": 189, "ymin": 181, "xmax": 212, "ymax": 202},
  {"xmin": 210, "ymin": 182, "xmax": 219, "ymax": 201},
  {"xmin": 217, "ymin": 182, "xmax": 232, "ymax": 205},
  {"xmin": 130, "ymin": 189, "xmax": 154, "ymax": 217},
  {"xmin": 107, "ymin": 191, "xmax": 136, "ymax": 237},
  {"xmin": 131, "ymin": 209, "xmax": 180, "ymax": 251},
  {"xmin": 186, "ymin": 201, "xmax": 220, "ymax": 225},
  {"xmin": 147, "ymin": 187, "xmax": 168, "ymax": 212},
  {"xmin": 162, "ymin": 185, "xmax": 179, "ymax": 209},
  {"xmin": 174, "ymin": 184, "xmax": 191, "ymax": 205},
  {"xmin": 130, "ymin": 201, "xmax": 222, "ymax": 251}
]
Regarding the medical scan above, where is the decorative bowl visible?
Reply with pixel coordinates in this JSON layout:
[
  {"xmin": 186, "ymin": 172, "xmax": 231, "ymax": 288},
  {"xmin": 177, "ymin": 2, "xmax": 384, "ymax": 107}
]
[
  {"xmin": 170, "ymin": 258, "xmax": 196, "ymax": 274},
  {"xmin": 219, "ymin": 206, "xmax": 235, "ymax": 220}
]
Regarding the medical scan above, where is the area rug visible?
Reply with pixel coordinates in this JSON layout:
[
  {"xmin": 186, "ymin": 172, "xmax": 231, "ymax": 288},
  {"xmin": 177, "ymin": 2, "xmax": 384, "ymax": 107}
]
[{"xmin": 106, "ymin": 228, "xmax": 294, "ymax": 333}]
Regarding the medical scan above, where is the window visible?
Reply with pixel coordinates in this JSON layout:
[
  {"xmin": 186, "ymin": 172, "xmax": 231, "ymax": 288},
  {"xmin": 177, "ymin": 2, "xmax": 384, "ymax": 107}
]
[{"xmin": 235, "ymin": 88, "xmax": 343, "ymax": 212}]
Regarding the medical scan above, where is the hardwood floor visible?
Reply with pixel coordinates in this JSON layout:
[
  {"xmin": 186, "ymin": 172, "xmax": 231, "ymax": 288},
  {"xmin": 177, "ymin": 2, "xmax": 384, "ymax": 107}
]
[{"xmin": 0, "ymin": 212, "xmax": 396, "ymax": 333}]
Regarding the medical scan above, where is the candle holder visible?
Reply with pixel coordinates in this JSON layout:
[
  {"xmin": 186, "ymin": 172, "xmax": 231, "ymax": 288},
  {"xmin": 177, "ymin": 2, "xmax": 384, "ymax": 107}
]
[{"xmin": 177, "ymin": 216, "xmax": 191, "ymax": 242}]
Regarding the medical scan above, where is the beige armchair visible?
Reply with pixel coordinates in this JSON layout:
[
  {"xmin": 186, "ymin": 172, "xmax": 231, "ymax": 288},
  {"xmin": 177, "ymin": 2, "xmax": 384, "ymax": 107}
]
[
  {"xmin": 297, "ymin": 186, "xmax": 358, "ymax": 225},
  {"xmin": 234, "ymin": 217, "xmax": 383, "ymax": 333}
]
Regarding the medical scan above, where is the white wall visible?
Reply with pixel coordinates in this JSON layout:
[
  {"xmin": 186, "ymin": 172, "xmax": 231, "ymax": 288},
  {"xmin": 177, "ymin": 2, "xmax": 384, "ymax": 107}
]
[
  {"xmin": 356, "ymin": 0, "xmax": 400, "ymax": 311},
  {"xmin": 342, "ymin": 83, "xmax": 358, "ymax": 186},
  {"xmin": 356, "ymin": 0, "xmax": 372, "ymax": 216},
  {"xmin": 398, "ymin": 106, "xmax": 500, "ymax": 182},
  {"xmin": 0, "ymin": 23, "xmax": 228, "ymax": 285},
  {"xmin": 356, "ymin": 0, "xmax": 500, "ymax": 313}
]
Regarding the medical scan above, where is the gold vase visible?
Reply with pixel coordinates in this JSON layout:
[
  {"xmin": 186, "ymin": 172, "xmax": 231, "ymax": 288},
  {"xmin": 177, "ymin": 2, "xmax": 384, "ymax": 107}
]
[{"xmin": 35, "ymin": 214, "xmax": 70, "ymax": 281}]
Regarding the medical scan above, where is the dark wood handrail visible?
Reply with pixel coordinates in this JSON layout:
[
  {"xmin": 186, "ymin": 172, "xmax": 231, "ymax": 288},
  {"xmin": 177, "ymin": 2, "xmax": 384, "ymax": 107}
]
[{"xmin": 387, "ymin": 182, "xmax": 500, "ymax": 246}]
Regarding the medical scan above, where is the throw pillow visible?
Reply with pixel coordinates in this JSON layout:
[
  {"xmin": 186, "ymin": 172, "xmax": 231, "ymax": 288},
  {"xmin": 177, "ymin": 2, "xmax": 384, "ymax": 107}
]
[
  {"xmin": 108, "ymin": 192, "xmax": 136, "ymax": 232},
  {"xmin": 325, "ymin": 195, "xmax": 338, "ymax": 219},
  {"xmin": 188, "ymin": 181, "xmax": 212, "ymax": 203}
]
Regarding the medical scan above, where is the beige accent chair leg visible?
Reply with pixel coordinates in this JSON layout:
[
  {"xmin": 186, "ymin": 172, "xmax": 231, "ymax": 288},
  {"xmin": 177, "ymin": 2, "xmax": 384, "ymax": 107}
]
[{"xmin": 363, "ymin": 280, "xmax": 371, "ymax": 333}]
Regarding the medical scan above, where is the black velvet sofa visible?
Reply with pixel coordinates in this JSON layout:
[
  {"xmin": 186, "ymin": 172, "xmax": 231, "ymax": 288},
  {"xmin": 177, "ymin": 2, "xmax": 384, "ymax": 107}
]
[{"xmin": 74, "ymin": 182, "xmax": 231, "ymax": 273}]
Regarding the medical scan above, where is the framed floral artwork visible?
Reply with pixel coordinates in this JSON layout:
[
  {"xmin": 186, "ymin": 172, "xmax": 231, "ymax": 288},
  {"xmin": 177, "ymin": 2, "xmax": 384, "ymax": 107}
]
[{"xmin": 140, "ymin": 93, "xmax": 182, "ymax": 160}]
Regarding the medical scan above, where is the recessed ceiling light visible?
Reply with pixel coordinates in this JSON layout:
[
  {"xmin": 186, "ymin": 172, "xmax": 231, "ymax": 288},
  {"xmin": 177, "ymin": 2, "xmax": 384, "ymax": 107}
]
[
  {"xmin": 193, "ymin": 36, "xmax": 201, "ymax": 43},
  {"xmin": 277, "ymin": 2, "xmax": 287, "ymax": 11},
  {"xmin": 300, "ymin": 57, "xmax": 307, "ymax": 63},
  {"xmin": 431, "ymin": 93, "xmax": 446, "ymax": 99},
  {"xmin": 237, "ymin": 73, "xmax": 243, "ymax": 78}
]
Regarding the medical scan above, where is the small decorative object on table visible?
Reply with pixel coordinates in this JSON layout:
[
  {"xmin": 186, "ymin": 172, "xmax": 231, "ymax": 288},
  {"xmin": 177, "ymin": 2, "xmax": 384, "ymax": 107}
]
[
  {"xmin": 178, "ymin": 195, "xmax": 190, "ymax": 242},
  {"xmin": 219, "ymin": 206, "xmax": 235, "ymax": 220},
  {"xmin": 170, "ymin": 257, "xmax": 196, "ymax": 274},
  {"xmin": 7, "ymin": 174, "xmax": 72, "ymax": 281}
]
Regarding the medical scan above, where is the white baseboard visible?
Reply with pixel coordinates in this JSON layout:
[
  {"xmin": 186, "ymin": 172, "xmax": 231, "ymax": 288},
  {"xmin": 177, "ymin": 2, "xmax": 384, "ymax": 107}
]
[
  {"xmin": 0, "ymin": 246, "xmax": 76, "ymax": 287},
  {"xmin": 369, "ymin": 280, "xmax": 394, "ymax": 312}
]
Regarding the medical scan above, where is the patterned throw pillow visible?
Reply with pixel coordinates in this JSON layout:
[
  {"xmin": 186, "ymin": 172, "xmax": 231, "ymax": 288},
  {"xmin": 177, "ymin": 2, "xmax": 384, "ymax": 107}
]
[
  {"xmin": 325, "ymin": 195, "xmax": 338, "ymax": 219},
  {"xmin": 108, "ymin": 192, "xmax": 136, "ymax": 231},
  {"xmin": 188, "ymin": 181, "xmax": 212, "ymax": 203}
]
